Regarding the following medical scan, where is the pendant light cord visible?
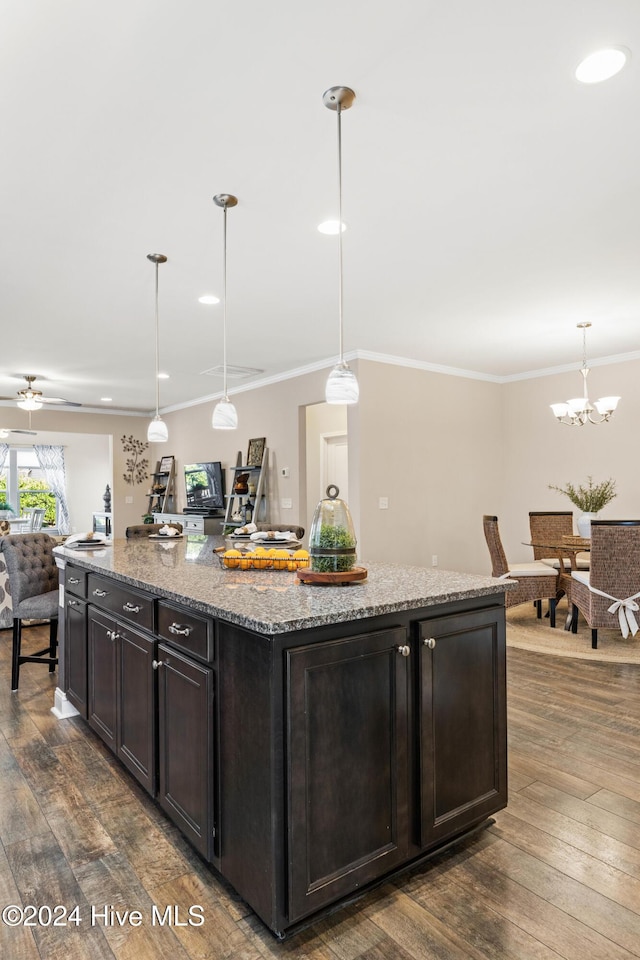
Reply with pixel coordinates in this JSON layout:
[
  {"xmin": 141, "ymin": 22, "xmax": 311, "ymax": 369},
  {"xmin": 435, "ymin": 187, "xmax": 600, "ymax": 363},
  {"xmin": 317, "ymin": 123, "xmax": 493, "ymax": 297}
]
[
  {"xmin": 337, "ymin": 101, "xmax": 344, "ymax": 364},
  {"xmin": 154, "ymin": 260, "xmax": 160, "ymax": 417}
]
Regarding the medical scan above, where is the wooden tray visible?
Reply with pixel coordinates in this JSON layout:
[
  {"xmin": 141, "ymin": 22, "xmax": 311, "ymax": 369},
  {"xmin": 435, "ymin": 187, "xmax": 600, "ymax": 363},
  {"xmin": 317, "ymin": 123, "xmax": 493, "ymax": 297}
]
[{"xmin": 296, "ymin": 566, "xmax": 368, "ymax": 586}]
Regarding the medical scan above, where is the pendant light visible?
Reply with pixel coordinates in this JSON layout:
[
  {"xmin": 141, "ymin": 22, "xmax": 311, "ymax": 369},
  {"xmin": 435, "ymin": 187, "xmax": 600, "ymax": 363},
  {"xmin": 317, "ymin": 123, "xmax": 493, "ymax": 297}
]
[
  {"xmin": 147, "ymin": 253, "xmax": 169, "ymax": 443},
  {"xmin": 212, "ymin": 193, "xmax": 238, "ymax": 430},
  {"xmin": 323, "ymin": 85, "xmax": 359, "ymax": 405}
]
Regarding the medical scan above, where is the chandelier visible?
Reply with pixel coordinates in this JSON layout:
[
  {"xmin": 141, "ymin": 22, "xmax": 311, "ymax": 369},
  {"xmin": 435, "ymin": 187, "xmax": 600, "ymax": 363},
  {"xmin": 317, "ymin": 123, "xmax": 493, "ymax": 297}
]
[{"xmin": 550, "ymin": 322, "xmax": 620, "ymax": 426}]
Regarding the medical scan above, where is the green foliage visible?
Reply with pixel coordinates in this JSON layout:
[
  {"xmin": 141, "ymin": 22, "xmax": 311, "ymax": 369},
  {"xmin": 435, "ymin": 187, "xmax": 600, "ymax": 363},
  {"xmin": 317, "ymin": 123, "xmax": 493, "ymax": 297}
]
[
  {"xmin": 548, "ymin": 476, "xmax": 617, "ymax": 513},
  {"xmin": 0, "ymin": 475, "xmax": 55, "ymax": 524},
  {"xmin": 311, "ymin": 523, "xmax": 356, "ymax": 573}
]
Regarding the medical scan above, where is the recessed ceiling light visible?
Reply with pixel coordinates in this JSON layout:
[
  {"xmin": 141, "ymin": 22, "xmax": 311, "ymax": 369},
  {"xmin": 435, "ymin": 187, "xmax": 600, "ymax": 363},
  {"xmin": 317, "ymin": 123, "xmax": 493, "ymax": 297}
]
[
  {"xmin": 100, "ymin": 397, "xmax": 112, "ymax": 402},
  {"xmin": 157, "ymin": 372, "xmax": 170, "ymax": 380},
  {"xmin": 318, "ymin": 220, "xmax": 347, "ymax": 235},
  {"xmin": 199, "ymin": 294, "xmax": 220, "ymax": 304},
  {"xmin": 575, "ymin": 47, "xmax": 629, "ymax": 83}
]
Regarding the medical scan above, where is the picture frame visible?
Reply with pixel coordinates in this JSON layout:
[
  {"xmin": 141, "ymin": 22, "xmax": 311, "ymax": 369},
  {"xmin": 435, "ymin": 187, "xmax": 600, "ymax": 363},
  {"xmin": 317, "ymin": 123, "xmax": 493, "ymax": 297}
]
[
  {"xmin": 159, "ymin": 455, "xmax": 174, "ymax": 473},
  {"xmin": 246, "ymin": 437, "xmax": 266, "ymax": 467}
]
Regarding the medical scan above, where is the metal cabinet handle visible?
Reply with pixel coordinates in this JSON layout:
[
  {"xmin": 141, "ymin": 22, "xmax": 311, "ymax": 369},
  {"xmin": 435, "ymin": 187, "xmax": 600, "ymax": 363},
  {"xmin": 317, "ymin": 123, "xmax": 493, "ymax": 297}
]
[
  {"xmin": 68, "ymin": 599, "xmax": 78, "ymax": 607},
  {"xmin": 122, "ymin": 602, "xmax": 142, "ymax": 615},
  {"xmin": 152, "ymin": 660, "xmax": 164, "ymax": 670},
  {"xmin": 93, "ymin": 588, "xmax": 108, "ymax": 597},
  {"xmin": 68, "ymin": 577, "xmax": 80, "ymax": 584},
  {"xmin": 423, "ymin": 637, "xmax": 437, "ymax": 649},
  {"xmin": 168, "ymin": 623, "xmax": 192, "ymax": 636},
  {"xmin": 396, "ymin": 644, "xmax": 411, "ymax": 657},
  {"xmin": 107, "ymin": 630, "xmax": 118, "ymax": 641}
]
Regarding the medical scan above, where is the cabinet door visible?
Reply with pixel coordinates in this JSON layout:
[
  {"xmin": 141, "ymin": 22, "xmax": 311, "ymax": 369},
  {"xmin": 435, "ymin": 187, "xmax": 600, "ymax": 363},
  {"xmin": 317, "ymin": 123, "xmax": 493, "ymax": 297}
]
[
  {"xmin": 157, "ymin": 643, "xmax": 214, "ymax": 860},
  {"xmin": 418, "ymin": 607, "xmax": 507, "ymax": 847},
  {"xmin": 65, "ymin": 597, "xmax": 87, "ymax": 718},
  {"xmin": 118, "ymin": 624, "xmax": 156, "ymax": 794},
  {"xmin": 87, "ymin": 607, "xmax": 117, "ymax": 749},
  {"xmin": 286, "ymin": 627, "xmax": 410, "ymax": 923}
]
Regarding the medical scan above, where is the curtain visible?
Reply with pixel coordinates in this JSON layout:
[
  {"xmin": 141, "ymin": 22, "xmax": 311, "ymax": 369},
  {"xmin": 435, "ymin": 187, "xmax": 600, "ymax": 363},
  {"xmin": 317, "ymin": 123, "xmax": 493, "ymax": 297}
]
[
  {"xmin": 0, "ymin": 443, "xmax": 8, "ymax": 470},
  {"xmin": 34, "ymin": 444, "xmax": 70, "ymax": 533}
]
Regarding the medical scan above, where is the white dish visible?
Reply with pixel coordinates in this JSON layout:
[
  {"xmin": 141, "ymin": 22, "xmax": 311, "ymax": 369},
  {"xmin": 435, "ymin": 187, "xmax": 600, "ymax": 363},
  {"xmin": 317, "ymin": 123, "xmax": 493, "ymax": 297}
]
[{"xmin": 148, "ymin": 533, "xmax": 184, "ymax": 540}]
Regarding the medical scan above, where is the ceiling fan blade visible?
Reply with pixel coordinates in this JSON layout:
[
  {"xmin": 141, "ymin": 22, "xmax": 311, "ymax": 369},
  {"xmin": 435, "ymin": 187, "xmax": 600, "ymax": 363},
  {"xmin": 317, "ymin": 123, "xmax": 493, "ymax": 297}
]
[{"xmin": 39, "ymin": 396, "xmax": 82, "ymax": 406}]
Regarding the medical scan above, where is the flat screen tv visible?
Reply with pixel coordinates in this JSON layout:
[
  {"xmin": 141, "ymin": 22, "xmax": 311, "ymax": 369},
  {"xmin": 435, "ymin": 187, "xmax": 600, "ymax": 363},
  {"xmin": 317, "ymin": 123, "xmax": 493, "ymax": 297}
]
[{"xmin": 184, "ymin": 461, "xmax": 225, "ymax": 513}]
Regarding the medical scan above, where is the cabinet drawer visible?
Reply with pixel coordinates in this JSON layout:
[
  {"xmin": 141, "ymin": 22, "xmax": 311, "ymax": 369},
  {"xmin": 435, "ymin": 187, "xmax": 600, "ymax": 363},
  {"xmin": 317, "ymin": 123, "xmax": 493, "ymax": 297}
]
[
  {"xmin": 87, "ymin": 574, "xmax": 154, "ymax": 632},
  {"xmin": 182, "ymin": 517, "xmax": 204, "ymax": 533},
  {"xmin": 65, "ymin": 565, "xmax": 87, "ymax": 599},
  {"xmin": 157, "ymin": 601, "xmax": 215, "ymax": 663}
]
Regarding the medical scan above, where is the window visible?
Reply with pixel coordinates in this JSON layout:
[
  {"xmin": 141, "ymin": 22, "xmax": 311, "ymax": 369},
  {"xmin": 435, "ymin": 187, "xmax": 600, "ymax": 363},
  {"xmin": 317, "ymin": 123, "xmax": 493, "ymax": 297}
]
[{"xmin": 0, "ymin": 448, "xmax": 59, "ymax": 529}]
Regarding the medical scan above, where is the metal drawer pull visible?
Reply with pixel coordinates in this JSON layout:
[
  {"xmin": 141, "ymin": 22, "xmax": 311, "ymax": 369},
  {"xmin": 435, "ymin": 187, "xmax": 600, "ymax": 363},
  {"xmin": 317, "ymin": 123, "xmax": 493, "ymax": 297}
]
[
  {"xmin": 152, "ymin": 660, "xmax": 164, "ymax": 670},
  {"xmin": 423, "ymin": 637, "xmax": 437, "ymax": 649},
  {"xmin": 68, "ymin": 599, "xmax": 78, "ymax": 607},
  {"xmin": 168, "ymin": 623, "xmax": 192, "ymax": 636},
  {"xmin": 396, "ymin": 644, "xmax": 411, "ymax": 657},
  {"xmin": 122, "ymin": 602, "xmax": 142, "ymax": 614},
  {"xmin": 93, "ymin": 588, "xmax": 108, "ymax": 597},
  {"xmin": 107, "ymin": 630, "xmax": 118, "ymax": 641},
  {"xmin": 68, "ymin": 577, "xmax": 80, "ymax": 584}
]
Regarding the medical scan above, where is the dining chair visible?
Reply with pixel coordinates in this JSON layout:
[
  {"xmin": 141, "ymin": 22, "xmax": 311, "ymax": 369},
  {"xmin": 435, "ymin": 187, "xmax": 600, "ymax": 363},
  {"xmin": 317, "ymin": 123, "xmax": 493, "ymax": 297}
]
[
  {"xmin": 569, "ymin": 520, "xmax": 640, "ymax": 648},
  {"xmin": 528, "ymin": 511, "xmax": 589, "ymax": 570},
  {"xmin": 0, "ymin": 533, "xmax": 59, "ymax": 691},
  {"xmin": 23, "ymin": 507, "xmax": 46, "ymax": 531},
  {"xmin": 483, "ymin": 515, "xmax": 559, "ymax": 627},
  {"xmin": 125, "ymin": 522, "xmax": 183, "ymax": 538}
]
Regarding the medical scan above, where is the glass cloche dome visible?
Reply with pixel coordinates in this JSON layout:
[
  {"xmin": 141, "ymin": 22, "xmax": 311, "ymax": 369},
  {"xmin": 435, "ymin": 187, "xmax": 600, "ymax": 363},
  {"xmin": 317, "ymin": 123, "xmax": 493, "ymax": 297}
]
[{"xmin": 308, "ymin": 485, "xmax": 357, "ymax": 573}]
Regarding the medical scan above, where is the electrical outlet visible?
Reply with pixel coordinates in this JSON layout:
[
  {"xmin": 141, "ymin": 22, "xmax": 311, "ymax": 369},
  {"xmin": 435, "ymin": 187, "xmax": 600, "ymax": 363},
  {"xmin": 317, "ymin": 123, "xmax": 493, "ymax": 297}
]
[
  {"xmin": 281, "ymin": 498, "xmax": 293, "ymax": 509},
  {"xmin": 379, "ymin": 497, "xmax": 389, "ymax": 509},
  {"xmin": 432, "ymin": 555, "xmax": 438, "ymax": 567},
  {"xmin": 281, "ymin": 466, "xmax": 290, "ymax": 478},
  {"xmin": 125, "ymin": 496, "xmax": 133, "ymax": 504}
]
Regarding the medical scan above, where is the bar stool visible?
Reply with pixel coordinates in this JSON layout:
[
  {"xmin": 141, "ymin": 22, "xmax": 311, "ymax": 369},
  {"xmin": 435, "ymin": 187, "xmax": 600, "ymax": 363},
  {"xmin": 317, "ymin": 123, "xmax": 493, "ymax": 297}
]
[{"xmin": 0, "ymin": 533, "xmax": 59, "ymax": 691}]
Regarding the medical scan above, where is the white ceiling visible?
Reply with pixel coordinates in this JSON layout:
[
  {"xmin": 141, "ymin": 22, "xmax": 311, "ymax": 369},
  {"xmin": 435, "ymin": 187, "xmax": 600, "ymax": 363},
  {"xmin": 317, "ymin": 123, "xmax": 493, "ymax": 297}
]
[{"xmin": 1, "ymin": 0, "xmax": 639, "ymax": 415}]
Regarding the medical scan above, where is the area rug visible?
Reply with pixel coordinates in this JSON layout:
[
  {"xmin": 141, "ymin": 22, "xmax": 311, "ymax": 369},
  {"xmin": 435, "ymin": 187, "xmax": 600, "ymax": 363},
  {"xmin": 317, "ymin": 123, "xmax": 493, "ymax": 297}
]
[{"xmin": 506, "ymin": 600, "xmax": 640, "ymax": 664}]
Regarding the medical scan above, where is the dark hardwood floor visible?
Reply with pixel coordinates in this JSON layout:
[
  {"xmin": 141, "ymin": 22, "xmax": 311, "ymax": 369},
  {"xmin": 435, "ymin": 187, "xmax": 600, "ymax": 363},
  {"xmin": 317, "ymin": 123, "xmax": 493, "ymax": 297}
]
[{"xmin": 1, "ymin": 623, "xmax": 640, "ymax": 959}]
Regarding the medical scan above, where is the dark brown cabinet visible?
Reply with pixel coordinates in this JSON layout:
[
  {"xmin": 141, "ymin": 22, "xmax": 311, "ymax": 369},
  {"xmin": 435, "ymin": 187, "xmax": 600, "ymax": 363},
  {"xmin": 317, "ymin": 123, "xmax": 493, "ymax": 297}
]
[
  {"xmin": 62, "ymin": 552, "xmax": 507, "ymax": 939},
  {"xmin": 157, "ymin": 643, "xmax": 214, "ymax": 860},
  {"xmin": 285, "ymin": 626, "xmax": 410, "ymax": 922},
  {"xmin": 417, "ymin": 606, "xmax": 507, "ymax": 847},
  {"xmin": 65, "ymin": 596, "xmax": 88, "ymax": 718},
  {"xmin": 87, "ymin": 606, "xmax": 156, "ymax": 794}
]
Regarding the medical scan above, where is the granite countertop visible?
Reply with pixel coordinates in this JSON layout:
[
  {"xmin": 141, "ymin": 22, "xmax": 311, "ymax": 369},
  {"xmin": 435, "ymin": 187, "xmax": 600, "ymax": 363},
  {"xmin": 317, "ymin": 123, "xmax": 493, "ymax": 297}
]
[{"xmin": 54, "ymin": 536, "xmax": 514, "ymax": 635}]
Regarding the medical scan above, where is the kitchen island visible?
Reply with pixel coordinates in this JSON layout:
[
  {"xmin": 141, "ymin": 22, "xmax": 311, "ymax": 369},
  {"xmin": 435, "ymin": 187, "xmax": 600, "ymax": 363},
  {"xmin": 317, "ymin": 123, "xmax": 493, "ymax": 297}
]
[{"xmin": 54, "ymin": 536, "xmax": 513, "ymax": 937}]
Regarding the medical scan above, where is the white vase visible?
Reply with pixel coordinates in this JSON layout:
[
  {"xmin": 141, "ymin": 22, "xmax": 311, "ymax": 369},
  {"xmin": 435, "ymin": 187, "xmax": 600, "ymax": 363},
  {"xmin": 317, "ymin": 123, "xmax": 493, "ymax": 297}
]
[{"xmin": 577, "ymin": 512, "xmax": 597, "ymax": 538}]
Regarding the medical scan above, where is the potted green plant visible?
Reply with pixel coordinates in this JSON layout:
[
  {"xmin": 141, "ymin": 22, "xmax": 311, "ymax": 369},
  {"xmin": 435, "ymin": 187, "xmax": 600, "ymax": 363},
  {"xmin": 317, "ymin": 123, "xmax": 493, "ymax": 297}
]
[
  {"xmin": 548, "ymin": 476, "xmax": 617, "ymax": 537},
  {"xmin": 0, "ymin": 498, "xmax": 15, "ymax": 519}
]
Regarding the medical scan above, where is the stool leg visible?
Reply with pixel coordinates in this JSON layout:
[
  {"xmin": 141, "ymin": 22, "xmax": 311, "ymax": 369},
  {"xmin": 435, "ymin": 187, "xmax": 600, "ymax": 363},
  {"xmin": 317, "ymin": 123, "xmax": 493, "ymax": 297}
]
[
  {"xmin": 49, "ymin": 618, "xmax": 58, "ymax": 672},
  {"xmin": 11, "ymin": 619, "xmax": 22, "ymax": 692},
  {"xmin": 549, "ymin": 598, "xmax": 556, "ymax": 629}
]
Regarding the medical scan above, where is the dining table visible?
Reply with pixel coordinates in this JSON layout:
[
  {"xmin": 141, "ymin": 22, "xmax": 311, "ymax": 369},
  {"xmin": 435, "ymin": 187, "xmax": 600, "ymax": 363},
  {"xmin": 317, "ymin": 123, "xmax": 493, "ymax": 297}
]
[{"xmin": 524, "ymin": 534, "xmax": 591, "ymax": 629}]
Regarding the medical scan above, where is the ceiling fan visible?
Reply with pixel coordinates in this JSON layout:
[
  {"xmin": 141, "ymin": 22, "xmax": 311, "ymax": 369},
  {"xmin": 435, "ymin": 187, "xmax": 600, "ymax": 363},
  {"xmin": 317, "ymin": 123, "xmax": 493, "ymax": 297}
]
[{"xmin": 0, "ymin": 375, "xmax": 82, "ymax": 410}]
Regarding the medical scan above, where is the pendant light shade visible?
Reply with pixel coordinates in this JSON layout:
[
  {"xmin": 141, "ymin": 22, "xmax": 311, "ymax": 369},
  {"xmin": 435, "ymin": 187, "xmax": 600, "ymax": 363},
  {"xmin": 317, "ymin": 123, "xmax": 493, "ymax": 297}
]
[
  {"xmin": 211, "ymin": 398, "xmax": 238, "ymax": 430},
  {"xmin": 325, "ymin": 361, "xmax": 359, "ymax": 404},
  {"xmin": 212, "ymin": 193, "xmax": 238, "ymax": 430},
  {"xmin": 147, "ymin": 415, "xmax": 169, "ymax": 442},
  {"xmin": 323, "ymin": 85, "xmax": 359, "ymax": 405},
  {"xmin": 146, "ymin": 253, "xmax": 168, "ymax": 443}
]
